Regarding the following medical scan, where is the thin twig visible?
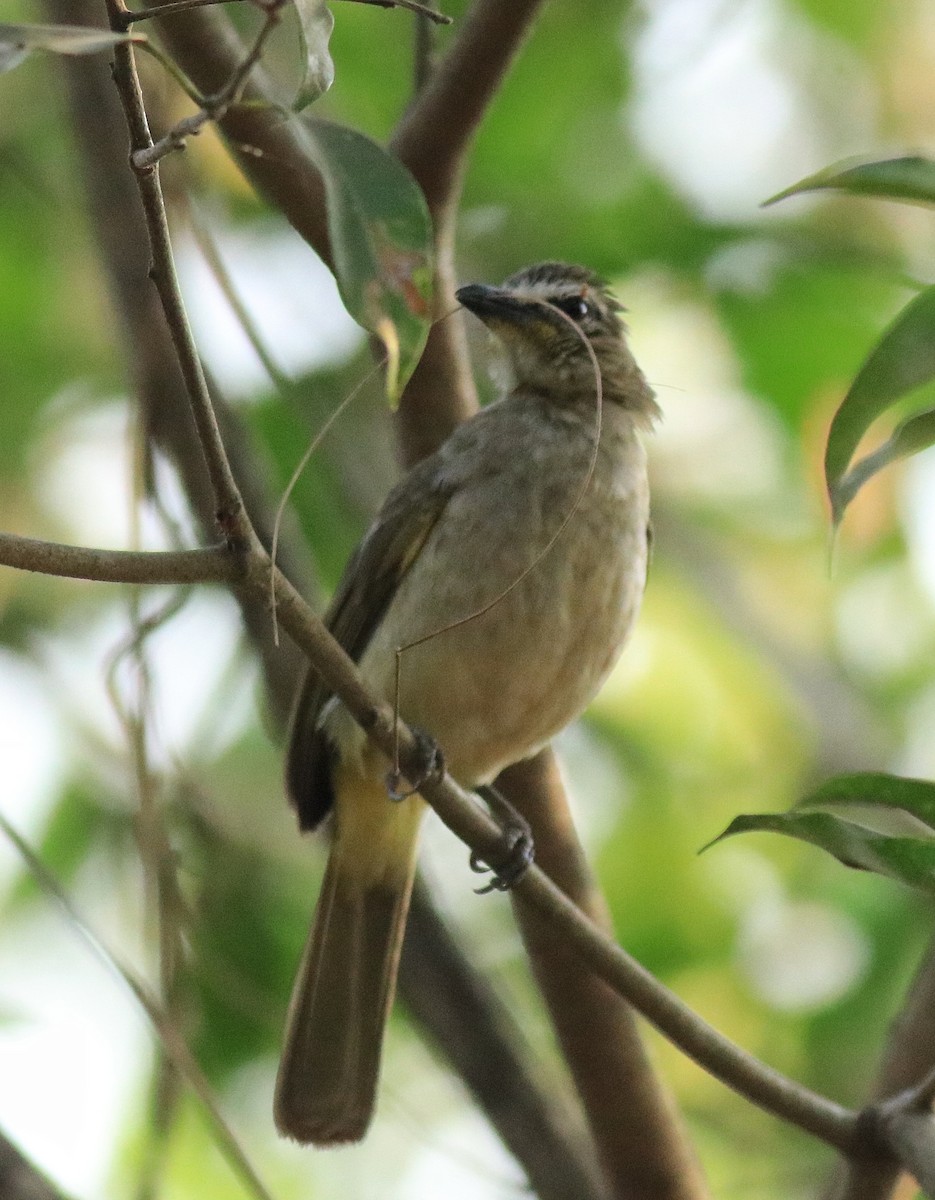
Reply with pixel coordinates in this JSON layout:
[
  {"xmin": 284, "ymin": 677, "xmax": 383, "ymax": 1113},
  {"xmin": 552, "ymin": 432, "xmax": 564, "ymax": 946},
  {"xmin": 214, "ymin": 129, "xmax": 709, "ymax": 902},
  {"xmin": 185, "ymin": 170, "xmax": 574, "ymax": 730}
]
[
  {"xmin": 186, "ymin": 199, "xmax": 292, "ymax": 394},
  {"xmin": 106, "ymin": 0, "xmax": 252, "ymax": 541},
  {"xmin": 0, "ymin": 534, "xmax": 238, "ymax": 585},
  {"xmin": 0, "ymin": 1130, "xmax": 75, "ymax": 1200},
  {"xmin": 269, "ymin": 354, "xmax": 387, "ymax": 645},
  {"xmin": 127, "ymin": 0, "xmax": 247, "ymax": 21},
  {"xmin": 412, "ymin": 0, "xmax": 438, "ymax": 92},
  {"xmin": 132, "ymin": 0, "xmax": 286, "ymax": 168},
  {"xmin": 337, "ymin": 0, "xmax": 451, "ymax": 24},
  {"xmin": 0, "ymin": 813, "xmax": 276, "ymax": 1200}
]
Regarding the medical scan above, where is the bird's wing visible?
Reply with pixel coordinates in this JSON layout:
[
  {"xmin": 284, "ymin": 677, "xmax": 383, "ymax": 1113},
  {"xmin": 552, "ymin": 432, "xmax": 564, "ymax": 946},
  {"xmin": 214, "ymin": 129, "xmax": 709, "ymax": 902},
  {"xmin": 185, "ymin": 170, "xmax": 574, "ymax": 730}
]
[{"xmin": 286, "ymin": 454, "xmax": 455, "ymax": 830}]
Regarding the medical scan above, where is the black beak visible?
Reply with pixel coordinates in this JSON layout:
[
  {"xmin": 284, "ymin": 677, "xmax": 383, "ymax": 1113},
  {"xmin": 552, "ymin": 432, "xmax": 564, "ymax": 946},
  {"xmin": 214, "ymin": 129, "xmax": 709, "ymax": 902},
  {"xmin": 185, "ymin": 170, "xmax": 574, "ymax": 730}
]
[{"xmin": 456, "ymin": 283, "xmax": 535, "ymax": 325}]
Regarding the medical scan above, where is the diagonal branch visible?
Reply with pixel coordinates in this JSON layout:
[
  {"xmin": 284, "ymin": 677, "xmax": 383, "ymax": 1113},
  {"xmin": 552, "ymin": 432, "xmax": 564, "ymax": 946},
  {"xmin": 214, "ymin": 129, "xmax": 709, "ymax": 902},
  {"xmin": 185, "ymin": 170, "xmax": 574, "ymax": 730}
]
[
  {"xmin": 401, "ymin": 875, "xmax": 609, "ymax": 1200},
  {"xmin": 106, "ymin": 0, "xmax": 250, "ymax": 542},
  {"xmin": 261, "ymin": 557, "xmax": 863, "ymax": 1156},
  {"xmin": 389, "ymin": 0, "xmax": 543, "ymax": 217},
  {"xmin": 501, "ymin": 753, "xmax": 707, "ymax": 1200},
  {"xmin": 0, "ymin": 1131, "xmax": 76, "ymax": 1200}
]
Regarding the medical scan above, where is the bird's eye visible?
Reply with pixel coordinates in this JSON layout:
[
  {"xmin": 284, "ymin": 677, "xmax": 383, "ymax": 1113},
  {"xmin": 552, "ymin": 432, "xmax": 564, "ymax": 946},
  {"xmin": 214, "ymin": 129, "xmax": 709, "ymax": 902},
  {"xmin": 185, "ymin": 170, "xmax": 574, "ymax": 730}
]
[{"xmin": 552, "ymin": 295, "xmax": 591, "ymax": 322}]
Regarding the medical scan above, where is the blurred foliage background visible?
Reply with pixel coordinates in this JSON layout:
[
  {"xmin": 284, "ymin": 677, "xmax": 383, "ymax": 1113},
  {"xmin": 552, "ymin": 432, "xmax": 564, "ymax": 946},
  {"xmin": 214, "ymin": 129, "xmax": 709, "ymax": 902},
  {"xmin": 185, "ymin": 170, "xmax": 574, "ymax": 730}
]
[{"xmin": 2, "ymin": 0, "xmax": 935, "ymax": 1197}]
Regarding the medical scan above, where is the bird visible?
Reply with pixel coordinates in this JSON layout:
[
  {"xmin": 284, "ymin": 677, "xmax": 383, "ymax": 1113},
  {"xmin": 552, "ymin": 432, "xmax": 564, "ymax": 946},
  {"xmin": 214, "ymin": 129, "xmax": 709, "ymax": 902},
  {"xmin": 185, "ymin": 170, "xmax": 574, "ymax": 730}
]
[{"xmin": 274, "ymin": 260, "xmax": 661, "ymax": 1146}]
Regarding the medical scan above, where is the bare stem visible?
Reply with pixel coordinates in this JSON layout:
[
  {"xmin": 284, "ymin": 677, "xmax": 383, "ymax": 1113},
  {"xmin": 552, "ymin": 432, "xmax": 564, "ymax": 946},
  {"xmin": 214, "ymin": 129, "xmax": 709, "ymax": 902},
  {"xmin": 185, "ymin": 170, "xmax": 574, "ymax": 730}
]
[
  {"xmin": 0, "ymin": 813, "xmax": 275, "ymax": 1200},
  {"xmin": 106, "ymin": 0, "xmax": 251, "ymax": 542},
  {"xmin": 0, "ymin": 534, "xmax": 238, "ymax": 585},
  {"xmin": 412, "ymin": 0, "xmax": 438, "ymax": 92},
  {"xmin": 0, "ymin": 1130, "xmax": 76, "ymax": 1200},
  {"xmin": 127, "ymin": 0, "xmax": 247, "ymax": 21},
  {"xmin": 132, "ymin": 0, "xmax": 286, "ymax": 167},
  {"xmin": 337, "ymin": 0, "xmax": 451, "ymax": 24}
]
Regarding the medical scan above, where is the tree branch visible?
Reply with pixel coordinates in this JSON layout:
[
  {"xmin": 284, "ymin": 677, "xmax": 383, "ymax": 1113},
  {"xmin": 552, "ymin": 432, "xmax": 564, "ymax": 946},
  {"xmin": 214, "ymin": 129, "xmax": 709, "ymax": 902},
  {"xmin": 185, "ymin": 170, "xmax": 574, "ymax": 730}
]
[
  {"xmin": 0, "ymin": 1131, "xmax": 75, "ymax": 1200},
  {"xmin": 337, "ymin": 0, "xmax": 451, "ymax": 23},
  {"xmin": 500, "ymin": 753, "xmax": 707, "ymax": 1200},
  {"xmin": 826, "ymin": 930, "xmax": 935, "ymax": 1200},
  {"xmin": 389, "ymin": 0, "xmax": 542, "ymax": 217},
  {"xmin": 401, "ymin": 875, "xmax": 610, "ymax": 1200},
  {"xmin": 0, "ymin": 534, "xmax": 238, "ymax": 585},
  {"xmin": 106, "ymin": 0, "xmax": 251, "ymax": 543}
]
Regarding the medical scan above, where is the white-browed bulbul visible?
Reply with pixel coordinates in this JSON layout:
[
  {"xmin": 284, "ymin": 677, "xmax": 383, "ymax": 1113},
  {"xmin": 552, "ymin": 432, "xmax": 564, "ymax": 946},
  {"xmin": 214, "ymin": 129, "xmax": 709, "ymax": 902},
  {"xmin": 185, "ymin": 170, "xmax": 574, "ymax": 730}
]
[{"xmin": 274, "ymin": 261, "xmax": 661, "ymax": 1145}]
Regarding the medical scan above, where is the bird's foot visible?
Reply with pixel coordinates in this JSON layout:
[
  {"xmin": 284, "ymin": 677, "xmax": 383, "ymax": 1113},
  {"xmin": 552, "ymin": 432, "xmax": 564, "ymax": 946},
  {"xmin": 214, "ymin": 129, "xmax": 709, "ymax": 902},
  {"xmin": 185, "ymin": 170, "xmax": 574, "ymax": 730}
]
[
  {"xmin": 385, "ymin": 728, "xmax": 445, "ymax": 802},
  {"xmin": 470, "ymin": 785, "xmax": 534, "ymax": 893}
]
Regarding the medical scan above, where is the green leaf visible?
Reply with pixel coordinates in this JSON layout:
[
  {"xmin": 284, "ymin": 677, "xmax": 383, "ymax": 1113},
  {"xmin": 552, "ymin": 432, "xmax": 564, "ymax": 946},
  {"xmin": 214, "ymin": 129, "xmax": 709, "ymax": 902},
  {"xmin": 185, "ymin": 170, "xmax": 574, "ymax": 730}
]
[
  {"xmin": 0, "ymin": 22, "xmax": 143, "ymax": 73},
  {"xmin": 707, "ymin": 811, "xmax": 935, "ymax": 894},
  {"xmin": 801, "ymin": 772, "xmax": 935, "ymax": 832},
  {"xmin": 765, "ymin": 156, "xmax": 935, "ymax": 209},
  {"xmin": 706, "ymin": 773, "xmax": 935, "ymax": 894},
  {"xmin": 825, "ymin": 285, "xmax": 935, "ymax": 524},
  {"xmin": 292, "ymin": 0, "xmax": 335, "ymax": 110},
  {"xmin": 834, "ymin": 406, "xmax": 935, "ymax": 518},
  {"xmin": 300, "ymin": 119, "xmax": 434, "ymax": 403}
]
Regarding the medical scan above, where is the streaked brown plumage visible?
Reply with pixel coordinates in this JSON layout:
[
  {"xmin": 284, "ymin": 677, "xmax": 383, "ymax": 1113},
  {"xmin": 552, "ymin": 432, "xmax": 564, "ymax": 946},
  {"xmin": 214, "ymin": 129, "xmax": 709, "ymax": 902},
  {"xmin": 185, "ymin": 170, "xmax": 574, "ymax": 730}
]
[{"xmin": 275, "ymin": 262, "xmax": 660, "ymax": 1145}]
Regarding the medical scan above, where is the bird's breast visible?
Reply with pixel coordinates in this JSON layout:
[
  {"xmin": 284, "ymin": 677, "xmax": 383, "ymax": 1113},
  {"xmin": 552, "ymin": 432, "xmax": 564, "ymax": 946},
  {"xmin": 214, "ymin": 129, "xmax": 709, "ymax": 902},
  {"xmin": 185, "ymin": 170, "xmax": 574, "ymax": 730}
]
[{"xmin": 334, "ymin": 418, "xmax": 650, "ymax": 786}]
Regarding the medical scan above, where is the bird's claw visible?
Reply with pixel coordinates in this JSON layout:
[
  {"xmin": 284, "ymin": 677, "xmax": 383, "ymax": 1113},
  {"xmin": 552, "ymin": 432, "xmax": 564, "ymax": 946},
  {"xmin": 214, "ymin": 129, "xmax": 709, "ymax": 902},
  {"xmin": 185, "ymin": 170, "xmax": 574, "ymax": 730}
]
[
  {"xmin": 470, "ymin": 822, "xmax": 534, "ymax": 894},
  {"xmin": 385, "ymin": 728, "xmax": 445, "ymax": 802}
]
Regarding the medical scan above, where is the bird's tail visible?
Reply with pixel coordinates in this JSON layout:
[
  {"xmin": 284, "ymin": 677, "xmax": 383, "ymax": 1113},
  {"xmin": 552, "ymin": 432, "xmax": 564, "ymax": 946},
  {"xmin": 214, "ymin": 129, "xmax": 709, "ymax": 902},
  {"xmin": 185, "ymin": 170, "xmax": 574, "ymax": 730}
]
[{"xmin": 274, "ymin": 764, "xmax": 425, "ymax": 1145}]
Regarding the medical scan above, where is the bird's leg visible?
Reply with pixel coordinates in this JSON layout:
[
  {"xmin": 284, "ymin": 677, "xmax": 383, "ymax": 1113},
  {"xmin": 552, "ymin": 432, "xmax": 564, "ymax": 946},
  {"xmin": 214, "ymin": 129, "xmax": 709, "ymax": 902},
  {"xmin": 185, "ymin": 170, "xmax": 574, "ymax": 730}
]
[
  {"xmin": 385, "ymin": 727, "xmax": 445, "ymax": 801},
  {"xmin": 470, "ymin": 784, "xmax": 534, "ymax": 893}
]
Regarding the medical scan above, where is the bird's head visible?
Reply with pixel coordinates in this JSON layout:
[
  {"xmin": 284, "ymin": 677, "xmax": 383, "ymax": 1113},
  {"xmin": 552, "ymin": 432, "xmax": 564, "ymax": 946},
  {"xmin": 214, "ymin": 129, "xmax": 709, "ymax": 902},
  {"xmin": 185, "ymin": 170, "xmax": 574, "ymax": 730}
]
[{"xmin": 456, "ymin": 262, "xmax": 659, "ymax": 424}]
